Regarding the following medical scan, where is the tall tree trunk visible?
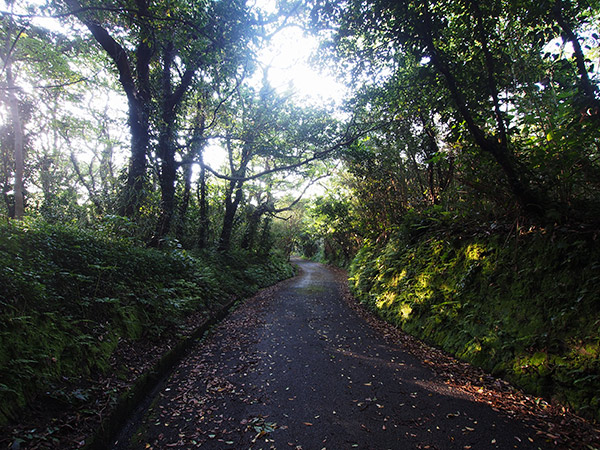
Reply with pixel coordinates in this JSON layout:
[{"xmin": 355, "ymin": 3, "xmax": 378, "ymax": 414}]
[
  {"xmin": 419, "ymin": 5, "xmax": 545, "ymax": 215},
  {"xmin": 148, "ymin": 41, "xmax": 199, "ymax": 246},
  {"xmin": 552, "ymin": 1, "xmax": 600, "ymax": 115},
  {"xmin": 176, "ymin": 161, "xmax": 193, "ymax": 242},
  {"xmin": 197, "ymin": 155, "xmax": 209, "ymax": 249},
  {"xmin": 149, "ymin": 130, "xmax": 178, "ymax": 246},
  {"xmin": 6, "ymin": 63, "xmax": 24, "ymax": 219},
  {"xmin": 151, "ymin": 157, "xmax": 177, "ymax": 246},
  {"xmin": 217, "ymin": 133, "xmax": 252, "ymax": 252},
  {"xmin": 184, "ymin": 109, "xmax": 207, "ymax": 248},
  {"xmin": 121, "ymin": 98, "xmax": 150, "ymax": 217},
  {"xmin": 149, "ymin": 43, "xmax": 178, "ymax": 247},
  {"xmin": 218, "ymin": 180, "xmax": 243, "ymax": 252},
  {"xmin": 150, "ymin": 108, "xmax": 177, "ymax": 246},
  {"xmin": 67, "ymin": 0, "xmax": 154, "ymax": 217},
  {"xmin": 122, "ymin": 37, "xmax": 153, "ymax": 218}
]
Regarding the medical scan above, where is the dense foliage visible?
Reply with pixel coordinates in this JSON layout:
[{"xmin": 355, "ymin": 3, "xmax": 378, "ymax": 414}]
[
  {"xmin": 0, "ymin": 1, "xmax": 329, "ymax": 436},
  {"xmin": 295, "ymin": 0, "xmax": 600, "ymax": 421},
  {"xmin": 310, "ymin": 0, "xmax": 600, "ymax": 225},
  {"xmin": 0, "ymin": 219, "xmax": 293, "ymax": 426},
  {"xmin": 349, "ymin": 211, "xmax": 600, "ymax": 420},
  {"xmin": 2, "ymin": 0, "xmax": 600, "ymax": 432},
  {"xmin": 0, "ymin": 0, "xmax": 340, "ymax": 252}
]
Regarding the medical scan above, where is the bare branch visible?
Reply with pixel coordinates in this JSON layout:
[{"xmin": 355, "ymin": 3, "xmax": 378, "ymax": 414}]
[
  {"xmin": 0, "ymin": 23, "xmax": 27, "ymax": 76},
  {"xmin": 199, "ymin": 122, "xmax": 382, "ymax": 182},
  {"xmin": 270, "ymin": 173, "xmax": 329, "ymax": 215}
]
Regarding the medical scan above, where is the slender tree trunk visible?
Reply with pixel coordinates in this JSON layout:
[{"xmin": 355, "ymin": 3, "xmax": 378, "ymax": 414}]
[
  {"xmin": 470, "ymin": 1, "xmax": 508, "ymax": 146},
  {"xmin": 419, "ymin": 6, "xmax": 545, "ymax": 215},
  {"xmin": 185, "ymin": 110, "xmax": 207, "ymax": 248},
  {"xmin": 197, "ymin": 155, "xmax": 209, "ymax": 249},
  {"xmin": 418, "ymin": 111, "xmax": 440, "ymax": 205},
  {"xmin": 6, "ymin": 64, "xmax": 24, "ymax": 219},
  {"xmin": 552, "ymin": 1, "xmax": 600, "ymax": 115},
  {"xmin": 218, "ymin": 181, "xmax": 243, "ymax": 252},
  {"xmin": 440, "ymin": 154, "xmax": 454, "ymax": 192},
  {"xmin": 70, "ymin": 152, "xmax": 103, "ymax": 214}
]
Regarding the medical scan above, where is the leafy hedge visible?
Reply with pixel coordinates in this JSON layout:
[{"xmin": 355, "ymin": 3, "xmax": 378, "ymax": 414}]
[
  {"xmin": 0, "ymin": 219, "xmax": 294, "ymax": 425},
  {"xmin": 349, "ymin": 212, "xmax": 600, "ymax": 420}
]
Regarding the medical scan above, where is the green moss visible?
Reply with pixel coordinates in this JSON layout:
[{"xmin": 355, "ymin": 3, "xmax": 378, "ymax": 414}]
[
  {"xmin": 0, "ymin": 220, "xmax": 294, "ymax": 426},
  {"xmin": 350, "ymin": 216, "xmax": 600, "ymax": 420}
]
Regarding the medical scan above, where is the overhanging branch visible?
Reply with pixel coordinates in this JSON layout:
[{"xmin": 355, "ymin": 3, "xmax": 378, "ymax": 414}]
[
  {"xmin": 198, "ymin": 122, "xmax": 381, "ymax": 182},
  {"xmin": 270, "ymin": 173, "xmax": 329, "ymax": 215}
]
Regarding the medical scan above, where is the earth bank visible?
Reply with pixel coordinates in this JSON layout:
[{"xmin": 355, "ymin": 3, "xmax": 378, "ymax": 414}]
[{"xmin": 349, "ymin": 217, "xmax": 600, "ymax": 421}]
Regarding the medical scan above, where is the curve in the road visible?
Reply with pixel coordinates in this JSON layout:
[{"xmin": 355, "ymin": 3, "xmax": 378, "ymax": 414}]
[{"xmin": 114, "ymin": 259, "xmax": 553, "ymax": 450}]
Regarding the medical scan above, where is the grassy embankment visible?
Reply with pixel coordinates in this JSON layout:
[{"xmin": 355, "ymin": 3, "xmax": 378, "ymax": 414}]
[
  {"xmin": 349, "ymin": 212, "xmax": 600, "ymax": 420},
  {"xmin": 0, "ymin": 219, "xmax": 293, "ymax": 426}
]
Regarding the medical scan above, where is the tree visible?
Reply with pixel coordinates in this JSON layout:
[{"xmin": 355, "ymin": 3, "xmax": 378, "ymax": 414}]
[
  {"xmin": 308, "ymin": 187, "xmax": 362, "ymax": 266},
  {"xmin": 338, "ymin": 50, "xmax": 456, "ymax": 234},
  {"xmin": 57, "ymin": 0, "xmax": 257, "ymax": 236},
  {"xmin": 55, "ymin": 79, "xmax": 125, "ymax": 217},
  {"xmin": 208, "ymin": 77, "xmax": 342, "ymax": 252},
  {"xmin": 312, "ymin": 0, "xmax": 600, "ymax": 220},
  {"xmin": 1, "ymin": 7, "xmax": 84, "ymax": 219},
  {"xmin": 1, "ymin": 14, "xmax": 28, "ymax": 219},
  {"xmin": 215, "ymin": 83, "xmax": 281, "ymax": 252},
  {"xmin": 549, "ymin": 0, "xmax": 600, "ymax": 115}
]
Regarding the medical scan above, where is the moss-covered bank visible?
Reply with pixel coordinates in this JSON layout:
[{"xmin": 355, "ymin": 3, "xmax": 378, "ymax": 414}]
[
  {"xmin": 349, "ymin": 215, "xmax": 600, "ymax": 420},
  {"xmin": 0, "ymin": 219, "xmax": 294, "ymax": 426}
]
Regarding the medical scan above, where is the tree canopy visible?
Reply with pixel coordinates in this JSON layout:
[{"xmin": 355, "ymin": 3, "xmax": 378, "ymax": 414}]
[
  {"xmin": 3, "ymin": 0, "xmax": 600, "ymax": 441},
  {"xmin": 310, "ymin": 0, "xmax": 600, "ymax": 233},
  {"xmin": 0, "ymin": 0, "xmax": 347, "ymax": 252},
  {"xmin": 0, "ymin": 0, "xmax": 599, "ymax": 252}
]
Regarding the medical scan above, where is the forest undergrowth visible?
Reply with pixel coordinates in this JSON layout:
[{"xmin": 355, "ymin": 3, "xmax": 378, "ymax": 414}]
[
  {"xmin": 349, "ymin": 211, "xmax": 600, "ymax": 422},
  {"xmin": 0, "ymin": 218, "xmax": 294, "ymax": 447}
]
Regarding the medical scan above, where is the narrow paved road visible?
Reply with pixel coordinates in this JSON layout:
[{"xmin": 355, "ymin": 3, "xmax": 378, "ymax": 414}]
[{"xmin": 114, "ymin": 260, "xmax": 552, "ymax": 449}]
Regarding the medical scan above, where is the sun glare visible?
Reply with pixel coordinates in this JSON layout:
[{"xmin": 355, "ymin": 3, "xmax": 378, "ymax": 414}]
[{"xmin": 254, "ymin": 13, "xmax": 348, "ymax": 106}]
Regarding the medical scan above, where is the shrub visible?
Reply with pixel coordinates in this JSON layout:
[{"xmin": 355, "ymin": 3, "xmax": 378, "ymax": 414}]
[
  {"xmin": 350, "ymin": 215, "xmax": 600, "ymax": 420},
  {"xmin": 0, "ymin": 219, "xmax": 293, "ymax": 425}
]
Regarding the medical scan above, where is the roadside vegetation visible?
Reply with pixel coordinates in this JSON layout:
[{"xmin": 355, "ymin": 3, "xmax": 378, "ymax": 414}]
[
  {"xmin": 0, "ymin": 1, "xmax": 323, "ymax": 443},
  {"xmin": 299, "ymin": 0, "xmax": 600, "ymax": 422},
  {"xmin": 0, "ymin": 218, "xmax": 293, "ymax": 434},
  {"xmin": 2, "ymin": 0, "xmax": 600, "ymax": 443},
  {"xmin": 349, "ymin": 211, "xmax": 600, "ymax": 420}
]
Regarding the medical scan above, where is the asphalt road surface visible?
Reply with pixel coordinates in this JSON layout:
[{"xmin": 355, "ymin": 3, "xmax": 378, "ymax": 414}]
[{"xmin": 113, "ymin": 259, "xmax": 553, "ymax": 450}]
